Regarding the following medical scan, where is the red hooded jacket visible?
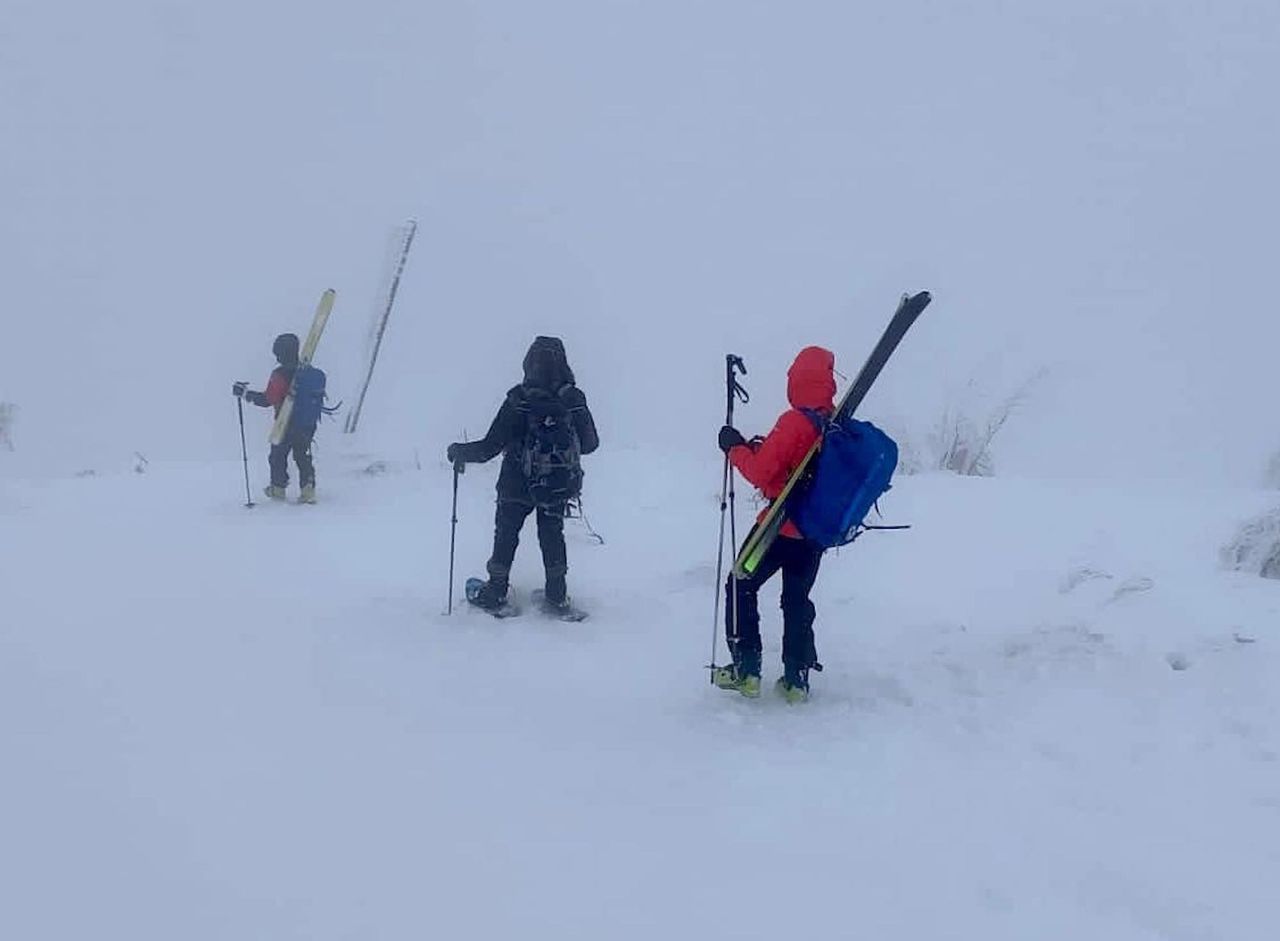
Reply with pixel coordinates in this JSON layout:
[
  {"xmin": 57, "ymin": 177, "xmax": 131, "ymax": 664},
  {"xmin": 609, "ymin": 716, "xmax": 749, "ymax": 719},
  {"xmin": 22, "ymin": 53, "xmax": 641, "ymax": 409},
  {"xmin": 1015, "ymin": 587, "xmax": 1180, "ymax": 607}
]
[
  {"xmin": 244, "ymin": 366, "xmax": 294, "ymax": 413},
  {"xmin": 729, "ymin": 346, "xmax": 836, "ymax": 539}
]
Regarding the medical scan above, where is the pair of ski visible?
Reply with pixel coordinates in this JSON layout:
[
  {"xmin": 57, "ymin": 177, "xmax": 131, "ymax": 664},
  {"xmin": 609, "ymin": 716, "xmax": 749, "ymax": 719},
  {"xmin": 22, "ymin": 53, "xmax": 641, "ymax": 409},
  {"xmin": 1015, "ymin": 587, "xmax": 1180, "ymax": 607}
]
[
  {"xmin": 464, "ymin": 577, "xmax": 589, "ymax": 622},
  {"xmin": 732, "ymin": 290, "xmax": 932, "ymax": 577}
]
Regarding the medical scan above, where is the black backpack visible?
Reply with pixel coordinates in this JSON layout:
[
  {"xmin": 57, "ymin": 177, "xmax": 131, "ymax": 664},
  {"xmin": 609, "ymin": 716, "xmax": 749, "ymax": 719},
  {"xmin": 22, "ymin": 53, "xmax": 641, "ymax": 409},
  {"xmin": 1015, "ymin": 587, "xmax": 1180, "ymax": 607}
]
[{"xmin": 518, "ymin": 388, "xmax": 583, "ymax": 507}]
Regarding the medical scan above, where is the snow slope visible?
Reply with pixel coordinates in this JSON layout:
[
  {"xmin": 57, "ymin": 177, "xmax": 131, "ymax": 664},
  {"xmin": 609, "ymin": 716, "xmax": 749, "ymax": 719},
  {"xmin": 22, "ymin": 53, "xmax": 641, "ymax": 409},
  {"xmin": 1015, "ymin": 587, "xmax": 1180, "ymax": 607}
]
[{"xmin": 3, "ymin": 449, "xmax": 1278, "ymax": 939}]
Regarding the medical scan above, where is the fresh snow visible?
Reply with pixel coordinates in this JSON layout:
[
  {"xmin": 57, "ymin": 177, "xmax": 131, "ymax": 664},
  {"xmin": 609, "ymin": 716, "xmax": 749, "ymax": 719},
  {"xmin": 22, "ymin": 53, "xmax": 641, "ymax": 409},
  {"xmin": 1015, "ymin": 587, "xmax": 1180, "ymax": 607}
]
[
  {"xmin": 4, "ymin": 1, "xmax": 1280, "ymax": 937},
  {"xmin": 2, "ymin": 450, "xmax": 1277, "ymax": 939}
]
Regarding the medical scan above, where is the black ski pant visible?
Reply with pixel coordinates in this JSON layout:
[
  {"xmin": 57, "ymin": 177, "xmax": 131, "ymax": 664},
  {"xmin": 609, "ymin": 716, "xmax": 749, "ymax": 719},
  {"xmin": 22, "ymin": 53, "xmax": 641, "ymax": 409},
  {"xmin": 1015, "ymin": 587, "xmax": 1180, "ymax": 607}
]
[
  {"xmin": 486, "ymin": 499, "xmax": 568, "ymax": 601},
  {"xmin": 725, "ymin": 533, "xmax": 823, "ymax": 673},
  {"xmin": 268, "ymin": 428, "xmax": 315, "ymax": 489}
]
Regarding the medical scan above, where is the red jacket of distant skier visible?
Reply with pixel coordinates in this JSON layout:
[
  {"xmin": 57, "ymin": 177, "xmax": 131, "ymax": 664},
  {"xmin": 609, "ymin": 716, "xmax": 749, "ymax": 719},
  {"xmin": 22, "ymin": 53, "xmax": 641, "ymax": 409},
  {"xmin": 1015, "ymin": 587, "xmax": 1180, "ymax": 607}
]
[
  {"xmin": 729, "ymin": 346, "xmax": 836, "ymax": 539},
  {"xmin": 263, "ymin": 367, "xmax": 291, "ymax": 409}
]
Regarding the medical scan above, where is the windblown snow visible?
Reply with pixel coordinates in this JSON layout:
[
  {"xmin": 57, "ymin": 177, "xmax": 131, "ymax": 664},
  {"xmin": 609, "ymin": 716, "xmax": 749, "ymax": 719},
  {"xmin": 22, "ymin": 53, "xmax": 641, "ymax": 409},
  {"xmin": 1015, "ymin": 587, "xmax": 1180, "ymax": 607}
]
[{"xmin": 4, "ymin": 0, "xmax": 1280, "ymax": 938}]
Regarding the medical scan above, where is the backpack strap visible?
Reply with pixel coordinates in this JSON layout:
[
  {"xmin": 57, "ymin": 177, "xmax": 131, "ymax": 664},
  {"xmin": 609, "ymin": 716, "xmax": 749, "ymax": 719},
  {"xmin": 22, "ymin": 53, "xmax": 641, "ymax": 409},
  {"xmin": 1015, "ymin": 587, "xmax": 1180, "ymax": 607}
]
[
  {"xmin": 798, "ymin": 407, "xmax": 827, "ymax": 434},
  {"xmin": 845, "ymin": 522, "xmax": 911, "ymax": 544}
]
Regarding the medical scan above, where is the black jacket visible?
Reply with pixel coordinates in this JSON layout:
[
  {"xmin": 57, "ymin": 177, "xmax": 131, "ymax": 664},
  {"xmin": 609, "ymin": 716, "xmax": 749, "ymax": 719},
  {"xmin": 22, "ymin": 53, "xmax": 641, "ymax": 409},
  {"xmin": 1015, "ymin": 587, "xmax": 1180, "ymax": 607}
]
[{"xmin": 453, "ymin": 337, "xmax": 599, "ymax": 502}]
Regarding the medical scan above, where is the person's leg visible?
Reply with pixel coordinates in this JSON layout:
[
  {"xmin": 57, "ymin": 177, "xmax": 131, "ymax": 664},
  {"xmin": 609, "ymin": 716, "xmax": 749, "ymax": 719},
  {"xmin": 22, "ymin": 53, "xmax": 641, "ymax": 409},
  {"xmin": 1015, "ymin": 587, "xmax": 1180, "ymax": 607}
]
[
  {"xmin": 293, "ymin": 432, "xmax": 316, "ymax": 489},
  {"xmin": 534, "ymin": 503, "xmax": 569, "ymax": 603},
  {"xmin": 485, "ymin": 500, "xmax": 533, "ymax": 594},
  {"xmin": 779, "ymin": 538, "xmax": 823, "ymax": 693},
  {"xmin": 266, "ymin": 442, "xmax": 289, "ymax": 496},
  {"xmin": 723, "ymin": 535, "xmax": 786, "ymax": 679},
  {"xmin": 292, "ymin": 431, "xmax": 316, "ymax": 501}
]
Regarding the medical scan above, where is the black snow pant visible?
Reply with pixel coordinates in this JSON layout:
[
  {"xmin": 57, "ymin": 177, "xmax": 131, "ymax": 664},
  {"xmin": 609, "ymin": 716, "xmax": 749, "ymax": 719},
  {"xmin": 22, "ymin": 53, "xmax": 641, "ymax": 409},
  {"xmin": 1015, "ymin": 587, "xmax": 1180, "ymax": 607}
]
[
  {"xmin": 725, "ymin": 533, "xmax": 823, "ymax": 675},
  {"xmin": 268, "ymin": 428, "xmax": 315, "ymax": 489},
  {"xmin": 486, "ymin": 499, "xmax": 568, "ymax": 602}
]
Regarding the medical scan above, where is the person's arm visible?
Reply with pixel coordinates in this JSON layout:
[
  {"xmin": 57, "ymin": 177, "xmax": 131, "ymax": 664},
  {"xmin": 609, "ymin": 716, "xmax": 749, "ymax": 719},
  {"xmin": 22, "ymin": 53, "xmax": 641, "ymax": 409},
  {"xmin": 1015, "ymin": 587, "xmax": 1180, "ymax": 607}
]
[
  {"xmin": 450, "ymin": 396, "xmax": 519, "ymax": 465},
  {"xmin": 561, "ymin": 385, "xmax": 599, "ymax": 455},
  {"xmin": 728, "ymin": 411, "xmax": 812, "ymax": 491},
  {"xmin": 245, "ymin": 370, "xmax": 290, "ymax": 408}
]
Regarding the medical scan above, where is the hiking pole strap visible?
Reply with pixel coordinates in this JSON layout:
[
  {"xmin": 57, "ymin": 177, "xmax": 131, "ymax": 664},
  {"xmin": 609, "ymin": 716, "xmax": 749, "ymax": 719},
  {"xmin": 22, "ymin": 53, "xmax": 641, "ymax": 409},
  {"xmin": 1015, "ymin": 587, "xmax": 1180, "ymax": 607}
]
[{"xmin": 725, "ymin": 354, "xmax": 748, "ymax": 423}]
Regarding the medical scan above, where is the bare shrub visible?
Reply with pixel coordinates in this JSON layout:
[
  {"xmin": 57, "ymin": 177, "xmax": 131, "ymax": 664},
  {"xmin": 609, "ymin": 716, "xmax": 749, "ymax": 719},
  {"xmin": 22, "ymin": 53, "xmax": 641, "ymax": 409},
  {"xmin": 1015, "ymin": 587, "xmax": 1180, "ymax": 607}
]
[
  {"xmin": 1222, "ymin": 509, "xmax": 1280, "ymax": 579},
  {"xmin": 926, "ymin": 369, "xmax": 1046, "ymax": 476},
  {"xmin": 0, "ymin": 403, "xmax": 14, "ymax": 451}
]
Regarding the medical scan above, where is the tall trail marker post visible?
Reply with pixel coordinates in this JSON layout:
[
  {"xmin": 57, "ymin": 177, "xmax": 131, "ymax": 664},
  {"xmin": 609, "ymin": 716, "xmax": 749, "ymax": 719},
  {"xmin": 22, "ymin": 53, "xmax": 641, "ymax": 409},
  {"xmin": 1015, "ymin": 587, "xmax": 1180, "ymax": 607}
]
[{"xmin": 345, "ymin": 219, "xmax": 417, "ymax": 435}]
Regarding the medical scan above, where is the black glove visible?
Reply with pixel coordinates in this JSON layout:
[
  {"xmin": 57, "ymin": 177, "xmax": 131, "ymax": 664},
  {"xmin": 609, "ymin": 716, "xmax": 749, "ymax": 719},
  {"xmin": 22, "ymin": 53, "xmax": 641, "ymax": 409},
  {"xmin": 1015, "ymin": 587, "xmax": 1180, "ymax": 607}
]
[
  {"xmin": 232, "ymin": 381, "xmax": 249, "ymax": 398},
  {"xmin": 446, "ymin": 443, "xmax": 464, "ymax": 466},
  {"xmin": 718, "ymin": 425, "xmax": 746, "ymax": 453}
]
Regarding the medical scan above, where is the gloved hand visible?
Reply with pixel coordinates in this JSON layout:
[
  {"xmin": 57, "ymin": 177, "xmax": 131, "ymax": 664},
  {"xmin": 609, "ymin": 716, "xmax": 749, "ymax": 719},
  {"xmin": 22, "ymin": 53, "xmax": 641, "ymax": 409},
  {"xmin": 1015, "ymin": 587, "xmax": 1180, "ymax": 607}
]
[
  {"xmin": 232, "ymin": 381, "xmax": 249, "ymax": 398},
  {"xmin": 718, "ymin": 425, "xmax": 746, "ymax": 453},
  {"xmin": 446, "ymin": 443, "xmax": 464, "ymax": 466}
]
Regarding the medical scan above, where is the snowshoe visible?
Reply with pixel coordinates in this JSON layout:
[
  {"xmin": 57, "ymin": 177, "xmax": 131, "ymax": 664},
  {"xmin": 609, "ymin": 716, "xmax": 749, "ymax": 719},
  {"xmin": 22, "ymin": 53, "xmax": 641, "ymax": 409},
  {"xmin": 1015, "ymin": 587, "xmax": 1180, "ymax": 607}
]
[
  {"xmin": 465, "ymin": 577, "xmax": 520, "ymax": 618},
  {"xmin": 298, "ymin": 484, "xmax": 317, "ymax": 504},
  {"xmin": 263, "ymin": 484, "xmax": 287, "ymax": 501},
  {"xmin": 712, "ymin": 664, "xmax": 761, "ymax": 698},
  {"xmin": 531, "ymin": 589, "xmax": 588, "ymax": 622}
]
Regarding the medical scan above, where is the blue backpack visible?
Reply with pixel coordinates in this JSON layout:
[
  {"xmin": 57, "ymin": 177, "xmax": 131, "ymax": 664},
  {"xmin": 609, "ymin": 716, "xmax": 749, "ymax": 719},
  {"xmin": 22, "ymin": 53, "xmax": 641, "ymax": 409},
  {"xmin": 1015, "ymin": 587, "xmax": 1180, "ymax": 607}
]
[
  {"xmin": 289, "ymin": 365, "xmax": 337, "ymax": 432},
  {"xmin": 789, "ymin": 411, "xmax": 899, "ymax": 548}
]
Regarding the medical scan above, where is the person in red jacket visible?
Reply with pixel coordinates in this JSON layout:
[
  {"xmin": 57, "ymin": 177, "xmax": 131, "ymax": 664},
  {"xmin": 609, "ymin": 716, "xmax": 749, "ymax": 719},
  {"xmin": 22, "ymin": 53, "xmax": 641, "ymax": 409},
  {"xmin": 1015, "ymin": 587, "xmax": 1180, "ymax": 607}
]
[
  {"xmin": 713, "ymin": 345, "xmax": 835, "ymax": 701},
  {"xmin": 232, "ymin": 333, "xmax": 317, "ymax": 503}
]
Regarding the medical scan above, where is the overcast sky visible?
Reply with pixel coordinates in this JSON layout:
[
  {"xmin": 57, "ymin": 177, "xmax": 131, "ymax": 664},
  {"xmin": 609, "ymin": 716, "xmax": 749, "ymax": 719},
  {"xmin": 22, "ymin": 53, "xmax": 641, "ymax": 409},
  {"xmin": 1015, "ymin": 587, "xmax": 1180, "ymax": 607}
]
[{"xmin": 2, "ymin": 0, "xmax": 1276, "ymax": 481}]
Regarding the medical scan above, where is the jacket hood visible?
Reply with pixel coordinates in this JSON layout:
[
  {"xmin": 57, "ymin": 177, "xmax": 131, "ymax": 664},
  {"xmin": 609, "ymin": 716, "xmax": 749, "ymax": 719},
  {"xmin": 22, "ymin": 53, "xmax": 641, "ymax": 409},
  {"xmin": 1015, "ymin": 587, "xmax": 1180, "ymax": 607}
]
[
  {"xmin": 273, "ymin": 333, "xmax": 300, "ymax": 367},
  {"xmin": 787, "ymin": 346, "xmax": 836, "ymax": 411},
  {"xmin": 522, "ymin": 335, "xmax": 575, "ymax": 391}
]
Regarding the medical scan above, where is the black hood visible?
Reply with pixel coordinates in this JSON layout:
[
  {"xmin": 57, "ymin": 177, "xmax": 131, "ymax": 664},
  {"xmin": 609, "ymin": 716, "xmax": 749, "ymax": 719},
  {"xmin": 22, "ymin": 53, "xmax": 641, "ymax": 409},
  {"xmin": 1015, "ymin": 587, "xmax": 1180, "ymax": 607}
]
[
  {"xmin": 273, "ymin": 333, "xmax": 300, "ymax": 367},
  {"xmin": 522, "ymin": 336, "xmax": 575, "ymax": 391}
]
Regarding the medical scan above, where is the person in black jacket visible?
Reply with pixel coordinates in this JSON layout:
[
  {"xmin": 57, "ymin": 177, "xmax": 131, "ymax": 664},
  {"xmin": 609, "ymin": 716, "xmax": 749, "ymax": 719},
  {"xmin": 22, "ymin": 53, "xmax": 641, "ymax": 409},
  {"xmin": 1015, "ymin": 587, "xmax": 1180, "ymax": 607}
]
[{"xmin": 447, "ymin": 336, "xmax": 599, "ymax": 612}]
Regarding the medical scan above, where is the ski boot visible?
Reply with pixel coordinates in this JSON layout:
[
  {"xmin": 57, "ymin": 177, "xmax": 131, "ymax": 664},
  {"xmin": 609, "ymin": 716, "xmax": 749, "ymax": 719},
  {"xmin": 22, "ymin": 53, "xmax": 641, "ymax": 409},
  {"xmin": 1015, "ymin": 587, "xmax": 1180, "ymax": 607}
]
[
  {"xmin": 263, "ymin": 484, "xmax": 287, "ymax": 501},
  {"xmin": 298, "ymin": 484, "xmax": 317, "ymax": 504},
  {"xmin": 712, "ymin": 650, "xmax": 762, "ymax": 699},
  {"xmin": 775, "ymin": 664, "xmax": 810, "ymax": 704}
]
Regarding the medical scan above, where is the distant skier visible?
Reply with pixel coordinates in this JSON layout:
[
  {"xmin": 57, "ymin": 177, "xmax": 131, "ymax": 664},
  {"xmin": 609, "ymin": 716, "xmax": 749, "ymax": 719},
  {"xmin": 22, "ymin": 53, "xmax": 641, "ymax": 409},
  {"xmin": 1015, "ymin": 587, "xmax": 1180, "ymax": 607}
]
[
  {"xmin": 714, "ymin": 346, "xmax": 835, "ymax": 702},
  {"xmin": 447, "ymin": 336, "xmax": 599, "ymax": 616},
  {"xmin": 232, "ymin": 332, "xmax": 325, "ymax": 504}
]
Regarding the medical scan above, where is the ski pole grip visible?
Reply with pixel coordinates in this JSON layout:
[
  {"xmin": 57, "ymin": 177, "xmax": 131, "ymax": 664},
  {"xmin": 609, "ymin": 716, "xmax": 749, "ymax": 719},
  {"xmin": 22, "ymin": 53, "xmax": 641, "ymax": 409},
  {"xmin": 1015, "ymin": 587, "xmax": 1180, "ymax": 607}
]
[{"xmin": 724, "ymin": 354, "xmax": 748, "ymax": 422}]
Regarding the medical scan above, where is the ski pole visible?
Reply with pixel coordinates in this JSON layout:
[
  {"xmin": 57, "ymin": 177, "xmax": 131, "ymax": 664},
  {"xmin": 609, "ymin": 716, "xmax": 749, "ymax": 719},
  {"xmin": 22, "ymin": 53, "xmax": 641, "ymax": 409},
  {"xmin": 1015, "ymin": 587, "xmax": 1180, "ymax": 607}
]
[
  {"xmin": 236, "ymin": 394, "xmax": 255, "ymax": 508},
  {"xmin": 710, "ymin": 354, "xmax": 748, "ymax": 680},
  {"xmin": 447, "ymin": 461, "xmax": 462, "ymax": 614}
]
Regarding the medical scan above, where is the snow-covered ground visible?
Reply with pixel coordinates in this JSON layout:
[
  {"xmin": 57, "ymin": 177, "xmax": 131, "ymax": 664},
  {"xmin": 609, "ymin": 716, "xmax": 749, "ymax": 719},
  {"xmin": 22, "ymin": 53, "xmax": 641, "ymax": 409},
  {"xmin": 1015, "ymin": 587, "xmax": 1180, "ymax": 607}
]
[
  {"xmin": 3, "ymin": 447, "xmax": 1277, "ymax": 939},
  {"xmin": 5, "ymin": 2, "xmax": 1280, "ymax": 937}
]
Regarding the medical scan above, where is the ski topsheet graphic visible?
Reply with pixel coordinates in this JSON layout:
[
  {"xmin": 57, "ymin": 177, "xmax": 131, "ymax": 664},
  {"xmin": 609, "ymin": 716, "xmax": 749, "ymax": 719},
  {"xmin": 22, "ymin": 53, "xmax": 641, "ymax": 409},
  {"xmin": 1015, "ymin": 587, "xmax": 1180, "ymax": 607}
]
[
  {"xmin": 269, "ymin": 288, "xmax": 335, "ymax": 446},
  {"xmin": 733, "ymin": 291, "xmax": 932, "ymax": 578}
]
